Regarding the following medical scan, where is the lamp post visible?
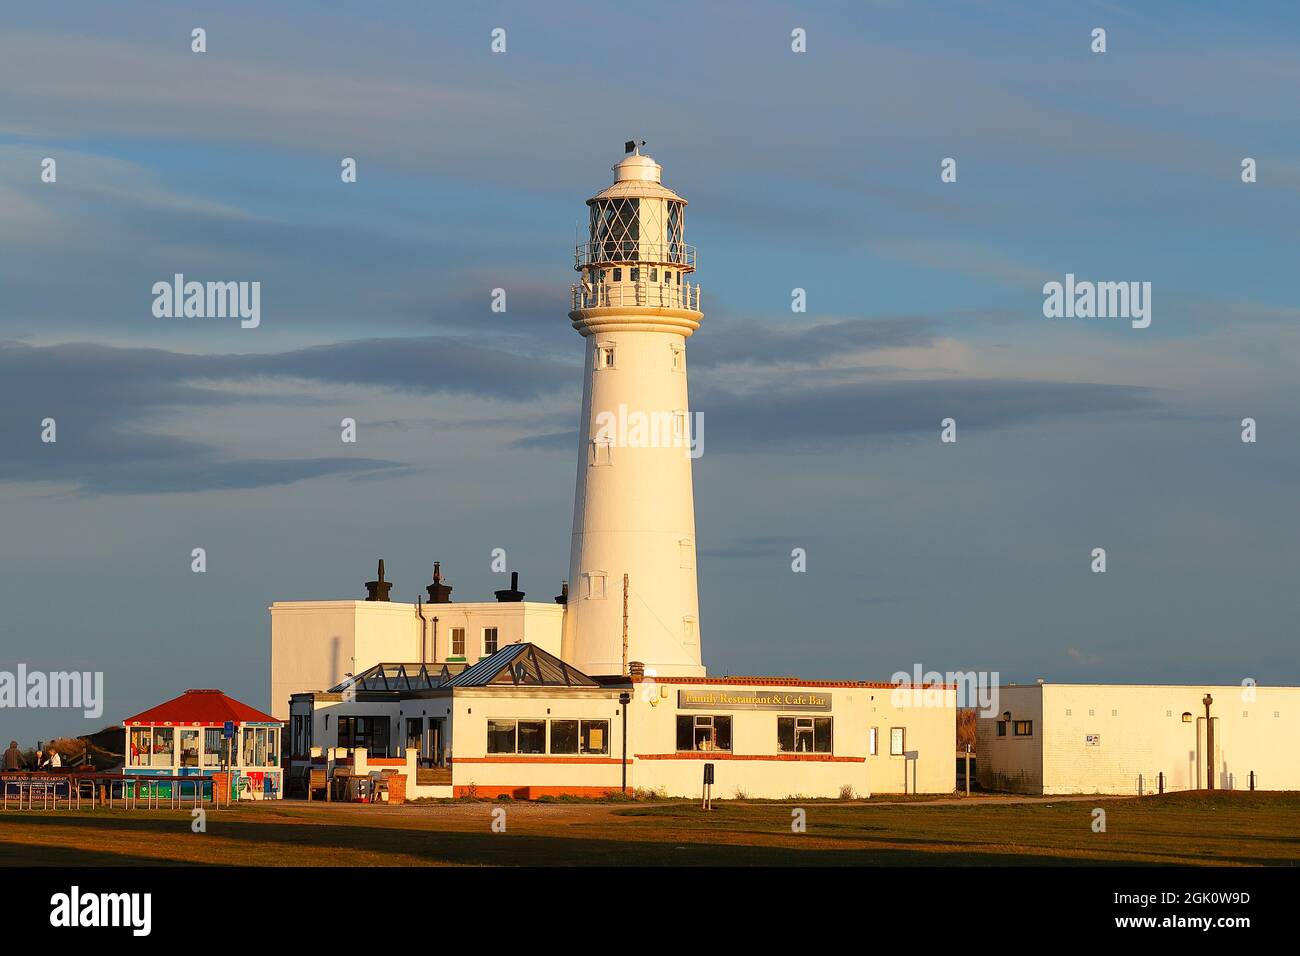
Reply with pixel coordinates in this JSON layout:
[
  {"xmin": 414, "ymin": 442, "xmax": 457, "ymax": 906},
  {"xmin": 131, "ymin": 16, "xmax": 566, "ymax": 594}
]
[{"xmin": 1203, "ymin": 694, "xmax": 1214, "ymax": 790}]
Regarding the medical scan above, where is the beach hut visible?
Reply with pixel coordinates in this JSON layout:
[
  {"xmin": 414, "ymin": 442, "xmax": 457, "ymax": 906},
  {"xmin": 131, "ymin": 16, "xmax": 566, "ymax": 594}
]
[{"xmin": 122, "ymin": 689, "xmax": 283, "ymax": 799}]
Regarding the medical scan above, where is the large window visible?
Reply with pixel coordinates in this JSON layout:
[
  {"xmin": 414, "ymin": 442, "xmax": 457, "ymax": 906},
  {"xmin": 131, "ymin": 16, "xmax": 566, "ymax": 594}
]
[
  {"xmin": 487, "ymin": 720, "xmax": 517, "ymax": 754},
  {"xmin": 132, "ymin": 727, "xmax": 175, "ymax": 767},
  {"xmin": 483, "ymin": 627, "xmax": 499, "ymax": 656},
  {"xmin": 406, "ymin": 718, "xmax": 422, "ymax": 754},
  {"xmin": 241, "ymin": 726, "xmax": 280, "ymax": 767},
  {"xmin": 550, "ymin": 720, "xmax": 579, "ymax": 754},
  {"xmin": 676, "ymin": 715, "xmax": 732, "ymax": 752},
  {"xmin": 580, "ymin": 720, "xmax": 609, "ymax": 755},
  {"xmin": 518, "ymin": 720, "xmax": 546, "ymax": 754},
  {"xmin": 203, "ymin": 728, "xmax": 225, "ymax": 767},
  {"xmin": 869, "ymin": 726, "xmax": 879, "ymax": 756},
  {"xmin": 336, "ymin": 716, "xmax": 390, "ymax": 758},
  {"xmin": 778, "ymin": 716, "xmax": 832, "ymax": 754},
  {"xmin": 451, "ymin": 627, "xmax": 466, "ymax": 658},
  {"xmin": 890, "ymin": 727, "xmax": 906, "ymax": 756},
  {"xmin": 488, "ymin": 718, "xmax": 610, "ymax": 755},
  {"xmin": 1013, "ymin": 720, "xmax": 1033, "ymax": 737}
]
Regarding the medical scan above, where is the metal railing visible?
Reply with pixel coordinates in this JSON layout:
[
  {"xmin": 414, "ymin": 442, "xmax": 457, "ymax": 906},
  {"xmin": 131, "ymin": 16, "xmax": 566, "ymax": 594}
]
[
  {"xmin": 572, "ymin": 280, "xmax": 701, "ymax": 311},
  {"xmin": 575, "ymin": 241, "xmax": 696, "ymax": 269}
]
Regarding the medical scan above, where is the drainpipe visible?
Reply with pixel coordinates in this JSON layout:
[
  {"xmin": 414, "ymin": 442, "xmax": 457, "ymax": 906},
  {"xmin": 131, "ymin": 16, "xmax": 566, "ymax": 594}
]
[
  {"xmin": 432, "ymin": 616, "xmax": 440, "ymax": 663},
  {"xmin": 1203, "ymin": 693, "xmax": 1215, "ymax": 790},
  {"xmin": 416, "ymin": 598, "xmax": 428, "ymax": 664},
  {"xmin": 619, "ymin": 692, "xmax": 631, "ymax": 794}
]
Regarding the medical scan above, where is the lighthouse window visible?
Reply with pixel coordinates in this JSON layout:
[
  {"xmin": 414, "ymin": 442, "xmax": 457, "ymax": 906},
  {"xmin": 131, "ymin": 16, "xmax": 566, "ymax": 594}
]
[
  {"xmin": 583, "ymin": 571, "xmax": 607, "ymax": 600},
  {"xmin": 630, "ymin": 267, "xmax": 640, "ymax": 282},
  {"xmin": 613, "ymin": 268, "xmax": 622, "ymax": 281},
  {"xmin": 778, "ymin": 716, "xmax": 832, "ymax": 754},
  {"xmin": 597, "ymin": 345, "xmax": 616, "ymax": 369},
  {"xmin": 663, "ymin": 270, "xmax": 671, "ymax": 284},
  {"xmin": 671, "ymin": 345, "xmax": 684, "ymax": 370},
  {"xmin": 589, "ymin": 439, "xmax": 612, "ymax": 466},
  {"xmin": 650, "ymin": 268, "xmax": 658, "ymax": 282}
]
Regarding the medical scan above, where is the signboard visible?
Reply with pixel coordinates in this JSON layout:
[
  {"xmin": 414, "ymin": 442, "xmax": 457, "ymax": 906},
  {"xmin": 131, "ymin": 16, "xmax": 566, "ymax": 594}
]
[
  {"xmin": 677, "ymin": 689, "xmax": 831, "ymax": 712},
  {"xmin": 1085, "ymin": 734, "xmax": 1101, "ymax": 746},
  {"xmin": 222, "ymin": 721, "xmax": 235, "ymax": 739}
]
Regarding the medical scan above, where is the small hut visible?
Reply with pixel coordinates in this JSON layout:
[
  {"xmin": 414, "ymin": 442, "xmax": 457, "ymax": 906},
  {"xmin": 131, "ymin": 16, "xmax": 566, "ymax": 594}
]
[{"xmin": 122, "ymin": 689, "xmax": 283, "ymax": 799}]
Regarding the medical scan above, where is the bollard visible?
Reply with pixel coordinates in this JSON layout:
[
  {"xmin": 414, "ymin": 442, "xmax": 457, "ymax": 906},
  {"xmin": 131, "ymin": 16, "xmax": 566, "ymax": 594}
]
[
  {"xmin": 1249, "ymin": 771, "xmax": 1256, "ymax": 791},
  {"xmin": 1158, "ymin": 771, "xmax": 1165, "ymax": 795}
]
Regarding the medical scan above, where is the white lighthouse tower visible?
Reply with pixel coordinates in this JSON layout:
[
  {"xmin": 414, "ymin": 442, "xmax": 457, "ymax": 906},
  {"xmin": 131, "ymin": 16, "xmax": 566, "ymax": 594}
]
[{"xmin": 562, "ymin": 146, "xmax": 707, "ymax": 678}]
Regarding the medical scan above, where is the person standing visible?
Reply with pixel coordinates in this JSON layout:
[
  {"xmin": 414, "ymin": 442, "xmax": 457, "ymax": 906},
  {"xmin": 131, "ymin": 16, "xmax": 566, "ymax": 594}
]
[{"xmin": 2, "ymin": 740, "xmax": 23, "ymax": 771}]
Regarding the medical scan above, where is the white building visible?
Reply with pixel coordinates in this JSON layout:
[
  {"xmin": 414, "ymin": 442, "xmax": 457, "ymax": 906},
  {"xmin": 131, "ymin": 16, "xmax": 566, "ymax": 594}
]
[
  {"xmin": 273, "ymin": 148, "xmax": 957, "ymax": 799},
  {"xmin": 978, "ymin": 683, "xmax": 1300, "ymax": 795}
]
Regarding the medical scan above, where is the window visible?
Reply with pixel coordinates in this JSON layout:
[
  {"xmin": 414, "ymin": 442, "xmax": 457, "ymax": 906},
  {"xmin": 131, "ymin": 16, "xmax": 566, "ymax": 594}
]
[
  {"xmin": 406, "ymin": 718, "xmax": 422, "ymax": 754},
  {"xmin": 580, "ymin": 720, "xmax": 609, "ymax": 754},
  {"xmin": 679, "ymin": 538, "xmax": 694, "ymax": 569},
  {"xmin": 518, "ymin": 720, "xmax": 546, "ymax": 754},
  {"xmin": 179, "ymin": 729, "xmax": 200, "ymax": 768},
  {"xmin": 630, "ymin": 267, "xmax": 640, "ymax": 282},
  {"xmin": 676, "ymin": 271, "xmax": 681, "ymax": 285},
  {"xmin": 483, "ymin": 627, "xmax": 499, "ymax": 656},
  {"xmin": 650, "ymin": 268, "xmax": 658, "ymax": 282},
  {"xmin": 550, "ymin": 719, "xmax": 579, "ymax": 754},
  {"xmin": 597, "ymin": 344, "xmax": 616, "ymax": 369},
  {"xmin": 336, "ymin": 716, "xmax": 390, "ymax": 757},
  {"xmin": 583, "ymin": 571, "xmax": 607, "ymax": 600},
  {"xmin": 613, "ymin": 268, "xmax": 622, "ymax": 281},
  {"xmin": 151, "ymin": 728, "xmax": 174, "ymax": 767},
  {"xmin": 1065, "ymin": 709, "xmax": 1072, "ymax": 717},
  {"xmin": 869, "ymin": 727, "xmax": 878, "ymax": 755},
  {"xmin": 1013, "ymin": 720, "xmax": 1033, "ymax": 737},
  {"xmin": 589, "ymin": 439, "xmax": 612, "ymax": 466},
  {"xmin": 290, "ymin": 715, "xmax": 311, "ymax": 757},
  {"xmin": 240, "ymin": 726, "xmax": 279, "ymax": 767},
  {"xmin": 778, "ymin": 716, "xmax": 833, "ymax": 754},
  {"xmin": 890, "ymin": 727, "xmax": 906, "ymax": 756},
  {"xmin": 682, "ymin": 616, "xmax": 697, "ymax": 645},
  {"xmin": 676, "ymin": 715, "xmax": 732, "ymax": 752},
  {"xmin": 451, "ymin": 627, "xmax": 466, "ymax": 658},
  {"xmin": 673, "ymin": 410, "xmax": 688, "ymax": 440},
  {"xmin": 996, "ymin": 721, "xmax": 1007, "ymax": 737},
  {"xmin": 487, "ymin": 720, "xmax": 516, "ymax": 754},
  {"xmin": 671, "ymin": 345, "xmax": 684, "ymax": 371},
  {"xmin": 662, "ymin": 270, "xmax": 671, "ymax": 284}
]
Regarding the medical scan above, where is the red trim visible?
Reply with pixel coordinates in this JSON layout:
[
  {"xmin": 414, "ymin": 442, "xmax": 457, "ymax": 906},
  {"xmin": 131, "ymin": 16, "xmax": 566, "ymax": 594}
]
[
  {"xmin": 454, "ymin": 756, "xmax": 628, "ymax": 765},
  {"xmin": 454, "ymin": 785, "xmax": 619, "ymax": 799},
  {"xmin": 365, "ymin": 758, "xmax": 406, "ymax": 767},
  {"xmin": 636, "ymin": 752, "xmax": 865, "ymax": 762}
]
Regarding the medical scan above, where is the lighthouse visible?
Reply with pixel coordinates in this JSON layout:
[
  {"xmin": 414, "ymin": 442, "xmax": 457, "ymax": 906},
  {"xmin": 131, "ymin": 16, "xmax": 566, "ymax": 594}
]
[{"xmin": 562, "ymin": 146, "xmax": 707, "ymax": 678}]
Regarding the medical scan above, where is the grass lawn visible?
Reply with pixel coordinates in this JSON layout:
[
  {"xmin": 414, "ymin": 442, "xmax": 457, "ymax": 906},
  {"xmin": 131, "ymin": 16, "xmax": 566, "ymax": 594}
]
[{"xmin": 1, "ymin": 791, "xmax": 1297, "ymax": 866}]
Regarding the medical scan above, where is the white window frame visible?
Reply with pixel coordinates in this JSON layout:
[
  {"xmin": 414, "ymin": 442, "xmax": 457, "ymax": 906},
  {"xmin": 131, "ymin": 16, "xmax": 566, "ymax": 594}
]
[
  {"xmin": 869, "ymin": 726, "xmax": 878, "ymax": 756},
  {"xmin": 671, "ymin": 345, "xmax": 685, "ymax": 371},
  {"xmin": 450, "ymin": 627, "xmax": 466, "ymax": 657},
  {"xmin": 583, "ymin": 571, "xmax": 608, "ymax": 600},
  {"xmin": 482, "ymin": 626, "xmax": 499, "ymax": 657},
  {"xmin": 596, "ymin": 343, "xmax": 616, "ymax": 369},
  {"xmin": 890, "ymin": 727, "xmax": 906, "ymax": 756},
  {"xmin": 589, "ymin": 438, "xmax": 613, "ymax": 466}
]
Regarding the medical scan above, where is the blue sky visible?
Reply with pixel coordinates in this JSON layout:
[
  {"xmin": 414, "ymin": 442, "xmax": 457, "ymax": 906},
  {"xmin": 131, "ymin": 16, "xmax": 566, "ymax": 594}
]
[{"xmin": 1, "ymin": 1, "xmax": 1298, "ymax": 742}]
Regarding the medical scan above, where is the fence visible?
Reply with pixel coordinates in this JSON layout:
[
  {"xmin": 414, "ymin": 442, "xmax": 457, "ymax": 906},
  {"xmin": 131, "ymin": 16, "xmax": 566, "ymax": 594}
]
[{"xmin": 0, "ymin": 771, "xmax": 247, "ymax": 810}]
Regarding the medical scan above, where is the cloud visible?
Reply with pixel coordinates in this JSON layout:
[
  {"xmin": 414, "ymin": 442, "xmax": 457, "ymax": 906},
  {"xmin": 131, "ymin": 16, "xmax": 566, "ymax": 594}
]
[{"xmin": 0, "ymin": 337, "xmax": 575, "ymax": 495}]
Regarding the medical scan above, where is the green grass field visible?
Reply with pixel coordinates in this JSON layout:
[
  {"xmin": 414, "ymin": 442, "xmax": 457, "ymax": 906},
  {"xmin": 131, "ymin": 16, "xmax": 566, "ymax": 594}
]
[{"xmin": 2, "ymin": 791, "xmax": 1297, "ymax": 866}]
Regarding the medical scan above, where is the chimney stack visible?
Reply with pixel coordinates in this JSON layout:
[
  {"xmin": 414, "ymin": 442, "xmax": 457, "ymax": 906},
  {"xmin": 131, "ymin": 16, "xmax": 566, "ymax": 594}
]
[
  {"xmin": 628, "ymin": 661, "xmax": 645, "ymax": 679},
  {"xmin": 554, "ymin": 580, "xmax": 569, "ymax": 605},
  {"xmin": 425, "ymin": 561, "xmax": 454, "ymax": 604},
  {"xmin": 364, "ymin": 559, "xmax": 392, "ymax": 602},
  {"xmin": 494, "ymin": 571, "xmax": 525, "ymax": 603}
]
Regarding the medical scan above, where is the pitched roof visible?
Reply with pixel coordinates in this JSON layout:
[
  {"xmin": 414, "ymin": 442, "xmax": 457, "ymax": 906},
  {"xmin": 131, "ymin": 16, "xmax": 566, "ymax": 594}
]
[
  {"xmin": 446, "ymin": 643, "xmax": 599, "ymax": 688},
  {"xmin": 122, "ymin": 689, "xmax": 279, "ymax": 726},
  {"xmin": 329, "ymin": 662, "xmax": 466, "ymax": 694}
]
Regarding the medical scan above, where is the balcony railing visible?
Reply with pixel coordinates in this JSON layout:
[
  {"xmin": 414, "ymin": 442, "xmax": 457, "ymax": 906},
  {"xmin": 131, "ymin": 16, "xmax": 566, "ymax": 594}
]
[
  {"xmin": 572, "ymin": 280, "xmax": 701, "ymax": 311},
  {"xmin": 575, "ymin": 241, "xmax": 696, "ymax": 269}
]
